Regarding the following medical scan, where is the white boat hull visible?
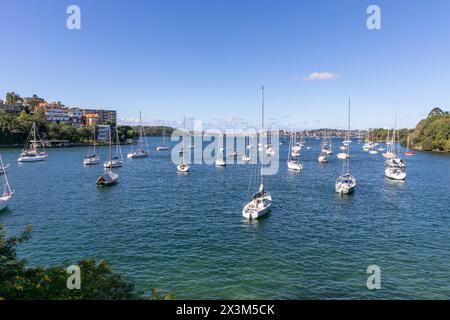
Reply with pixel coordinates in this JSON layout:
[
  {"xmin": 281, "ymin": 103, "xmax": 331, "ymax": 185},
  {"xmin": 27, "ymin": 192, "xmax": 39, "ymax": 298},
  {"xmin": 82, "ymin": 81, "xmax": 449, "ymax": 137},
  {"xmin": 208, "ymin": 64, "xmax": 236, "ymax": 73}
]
[
  {"xmin": 287, "ymin": 160, "xmax": 303, "ymax": 171},
  {"xmin": 18, "ymin": 154, "xmax": 47, "ymax": 162},
  {"xmin": 242, "ymin": 156, "xmax": 251, "ymax": 162},
  {"xmin": 177, "ymin": 163, "xmax": 190, "ymax": 172},
  {"xmin": 84, "ymin": 157, "xmax": 100, "ymax": 165},
  {"xmin": 215, "ymin": 159, "xmax": 226, "ymax": 167},
  {"xmin": 156, "ymin": 146, "xmax": 169, "ymax": 151},
  {"xmin": 337, "ymin": 153, "xmax": 349, "ymax": 160},
  {"xmin": 242, "ymin": 193, "xmax": 272, "ymax": 220},
  {"xmin": 385, "ymin": 168, "xmax": 406, "ymax": 180},
  {"xmin": 127, "ymin": 151, "xmax": 148, "ymax": 158},
  {"xmin": 318, "ymin": 155, "xmax": 328, "ymax": 163},
  {"xmin": 0, "ymin": 195, "xmax": 12, "ymax": 211},
  {"xmin": 104, "ymin": 160, "xmax": 123, "ymax": 168}
]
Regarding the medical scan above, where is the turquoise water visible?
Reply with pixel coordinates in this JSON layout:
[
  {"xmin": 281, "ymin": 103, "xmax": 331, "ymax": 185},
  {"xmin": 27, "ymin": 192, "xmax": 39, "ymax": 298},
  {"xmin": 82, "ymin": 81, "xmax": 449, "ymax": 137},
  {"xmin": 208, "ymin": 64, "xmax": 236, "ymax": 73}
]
[{"xmin": 1, "ymin": 137, "xmax": 450, "ymax": 299}]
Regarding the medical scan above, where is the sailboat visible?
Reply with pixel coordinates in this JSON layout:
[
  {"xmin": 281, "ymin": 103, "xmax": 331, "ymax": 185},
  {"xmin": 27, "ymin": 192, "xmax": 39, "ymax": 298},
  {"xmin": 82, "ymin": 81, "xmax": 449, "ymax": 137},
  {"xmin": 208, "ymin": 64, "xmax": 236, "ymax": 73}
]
[
  {"xmin": 104, "ymin": 127, "xmax": 123, "ymax": 168},
  {"xmin": 17, "ymin": 122, "xmax": 48, "ymax": 162},
  {"xmin": 84, "ymin": 125, "xmax": 100, "ymax": 165},
  {"xmin": 242, "ymin": 135, "xmax": 251, "ymax": 162},
  {"xmin": 385, "ymin": 107, "xmax": 406, "ymax": 180},
  {"xmin": 127, "ymin": 111, "xmax": 149, "ymax": 159},
  {"xmin": 369, "ymin": 129, "xmax": 378, "ymax": 154},
  {"xmin": 287, "ymin": 119, "xmax": 303, "ymax": 171},
  {"xmin": 177, "ymin": 116, "xmax": 190, "ymax": 173},
  {"xmin": 337, "ymin": 112, "xmax": 352, "ymax": 160},
  {"xmin": 335, "ymin": 99, "xmax": 356, "ymax": 194},
  {"xmin": 0, "ymin": 162, "xmax": 9, "ymax": 175},
  {"xmin": 318, "ymin": 131, "xmax": 328, "ymax": 163},
  {"xmin": 215, "ymin": 132, "xmax": 226, "ymax": 167},
  {"xmin": 404, "ymin": 136, "xmax": 415, "ymax": 156},
  {"xmin": 96, "ymin": 127, "xmax": 119, "ymax": 186},
  {"xmin": 382, "ymin": 128, "xmax": 395, "ymax": 158},
  {"xmin": 156, "ymin": 127, "xmax": 169, "ymax": 151},
  {"xmin": 242, "ymin": 86, "xmax": 272, "ymax": 220},
  {"xmin": 0, "ymin": 155, "xmax": 13, "ymax": 211}
]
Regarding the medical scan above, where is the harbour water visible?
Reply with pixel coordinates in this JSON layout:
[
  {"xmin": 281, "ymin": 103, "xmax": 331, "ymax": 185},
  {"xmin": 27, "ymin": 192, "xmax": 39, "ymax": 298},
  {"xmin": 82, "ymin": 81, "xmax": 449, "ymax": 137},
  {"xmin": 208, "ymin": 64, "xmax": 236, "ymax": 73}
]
[{"xmin": 1, "ymin": 137, "xmax": 449, "ymax": 299}]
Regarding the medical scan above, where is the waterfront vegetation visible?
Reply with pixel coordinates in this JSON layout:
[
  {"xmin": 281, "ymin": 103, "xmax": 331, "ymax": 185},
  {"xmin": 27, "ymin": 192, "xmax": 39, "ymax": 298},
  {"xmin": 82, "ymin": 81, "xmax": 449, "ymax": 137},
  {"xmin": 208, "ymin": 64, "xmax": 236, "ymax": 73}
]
[
  {"xmin": 408, "ymin": 108, "xmax": 450, "ymax": 152},
  {"xmin": 0, "ymin": 224, "xmax": 175, "ymax": 300},
  {"xmin": 0, "ymin": 109, "xmax": 174, "ymax": 146}
]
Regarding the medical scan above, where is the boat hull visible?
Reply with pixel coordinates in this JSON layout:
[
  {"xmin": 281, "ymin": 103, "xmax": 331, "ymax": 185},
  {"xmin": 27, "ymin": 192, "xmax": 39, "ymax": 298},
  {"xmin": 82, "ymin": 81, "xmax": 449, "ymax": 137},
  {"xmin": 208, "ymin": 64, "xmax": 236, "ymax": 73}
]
[
  {"xmin": 287, "ymin": 160, "xmax": 303, "ymax": 171},
  {"xmin": 242, "ymin": 193, "xmax": 272, "ymax": 220},
  {"xmin": 96, "ymin": 171, "xmax": 119, "ymax": 186},
  {"xmin": 127, "ymin": 152, "xmax": 148, "ymax": 159},
  {"xmin": 177, "ymin": 163, "xmax": 190, "ymax": 172},
  {"xmin": 156, "ymin": 146, "xmax": 169, "ymax": 151},
  {"xmin": 0, "ymin": 195, "xmax": 12, "ymax": 211},
  {"xmin": 84, "ymin": 157, "xmax": 100, "ymax": 165},
  {"xmin": 385, "ymin": 168, "xmax": 406, "ymax": 180},
  {"xmin": 18, "ymin": 155, "xmax": 47, "ymax": 162},
  {"xmin": 104, "ymin": 160, "xmax": 123, "ymax": 168},
  {"xmin": 318, "ymin": 156, "xmax": 328, "ymax": 163}
]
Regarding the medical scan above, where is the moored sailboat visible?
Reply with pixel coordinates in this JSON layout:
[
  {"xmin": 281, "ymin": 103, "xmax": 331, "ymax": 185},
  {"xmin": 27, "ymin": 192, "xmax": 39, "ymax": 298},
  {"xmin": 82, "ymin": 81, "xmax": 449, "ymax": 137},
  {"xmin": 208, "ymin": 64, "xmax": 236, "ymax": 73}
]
[
  {"xmin": 0, "ymin": 155, "xmax": 13, "ymax": 211},
  {"xmin": 84, "ymin": 125, "xmax": 100, "ymax": 165},
  {"xmin": 97, "ymin": 127, "xmax": 118, "ymax": 186},
  {"xmin": 335, "ymin": 99, "xmax": 356, "ymax": 194},
  {"xmin": 18, "ymin": 123, "xmax": 48, "ymax": 162},
  {"xmin": 127, "ymin": 111, "xmax": 149, "ymax": 159},
  {"xmin": 104, "ymin": 126, "xmax": 123, "ymax": 168},
  {"xmin": 242, "ymin": 86, "xmax": 272, "ymax": 220},
  {"xmin": 177, "ymin": 116, "xmax": 190, "ymax": 173}
]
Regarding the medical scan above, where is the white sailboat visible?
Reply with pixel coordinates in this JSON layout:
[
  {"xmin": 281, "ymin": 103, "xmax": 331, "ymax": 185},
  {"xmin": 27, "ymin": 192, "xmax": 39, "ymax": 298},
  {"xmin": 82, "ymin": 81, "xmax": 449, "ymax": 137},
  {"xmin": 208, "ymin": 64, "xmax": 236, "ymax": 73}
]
[
  {"xmin": 104, "ymin": 127, "xmax": 123, "ymax": 168},
  {"xmin": 0, "ymin": 155, "xmax": 13, "ymax": 211},
  {"xmin": 287, "ymin": 119, "xmax": 303, "ymax": 171},
  {"xmin": 336, "ymin": 99, "xmax": 356, "ymax": 194},
  {"xmin": 242, "ymin": 86, "xmax": 272, "ymax": 220},
  {"xmin": 17, "ymin": 122, "xmax": 48, "ymax": 162},
  {"xmin": 177, "ymin": 116, "xmax": 190, "ymax": 173},
  {"xmin": 127, "ymin": 111, "xmax": 149, "ymax": 159},
  {"xmin": 382, "ymin": 128, "xmax": 395, "ymax": 158},
  {"xmin": 156, "ymin": 127, "xmax": 169, "ymax": 151},
  {"xmin": 242, "ymin": 135, "xmax": 251, "ymax": 162},
  {"xmin": 0, "ymin": 163, "xmax": 10, "ymax": 175},
  {"xmin": 215, "ymin": 131, "xmax": 226, "ymax": 167},
  {"xmin": 318, "ymin": 130, "xmax": 328, "ymax": 163},
  {"xmin": 97, "ymin": 127, "xmax": 118, "ymax": 186},
  {"xmin": 385, "ymin": 107, "xmax": 406, "ymax": 180},
  {"xmin": 84, "ymin": 125, "xmax": 100, "ymax": 165}
]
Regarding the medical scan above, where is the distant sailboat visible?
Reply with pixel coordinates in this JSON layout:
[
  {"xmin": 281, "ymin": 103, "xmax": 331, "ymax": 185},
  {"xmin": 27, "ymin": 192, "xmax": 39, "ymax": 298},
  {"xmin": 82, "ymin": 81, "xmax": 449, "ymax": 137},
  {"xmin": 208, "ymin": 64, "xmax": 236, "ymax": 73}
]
[
  {"xmin": 104, "ymin": 127, "xmax": 123, "ymax": 168},
  {"xmin": 242, "ymin": 86, "xmax": 272, "ymax": 220},
  {"xmin": 385, "ymin": 107, "xmax": 407, "ymax": 180},
  {"xmin": 96, "ymin": 127, "xmax": 119, "ymax": 186},
  {"xmin": 18, "ymin": 122, "xmax": 48, "ymax": 162},
  {"xmin": 335, "ymin": 99, "xmax": 356, "ymax": 194},
  {"xmin": 84, "ymin": 125, "xmax": 100, "ymax": 165},
  {"xmin": 318, "ymin": 130, "xmax": 328, "ymax": 163},
  {"xmin": 215, "ymin": 131, "xmax": 226, "ymax": 167},
  {"xmin": 0, "ymin": 155, "xmax": 13, "ymax": 211},
  {"xmin": 127, "ymin": 111, "xmax": 149, "ymax": 159},
  {"xmin": 287, "ymin": 119, "xmax": 303, "ymax": 171},
  {"xmin": 404, "ymin": 136, "xmax": 415, "ymax": 156},
  {"xmin": 242, "ymin": 135, "xmax": 251, "ymax": 162},
  {"xmin": 177, "ymin": 116, "xmax": 190, "ymax": 173},
  {"xmin": 156, "ymin": 127, "xmax": 169, "ymax": 151}
]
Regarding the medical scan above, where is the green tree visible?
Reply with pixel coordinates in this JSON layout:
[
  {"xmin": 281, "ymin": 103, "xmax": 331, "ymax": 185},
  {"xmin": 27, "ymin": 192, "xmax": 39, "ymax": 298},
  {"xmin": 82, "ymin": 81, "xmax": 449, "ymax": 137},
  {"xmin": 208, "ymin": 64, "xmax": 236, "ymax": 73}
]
[
  {"xmin": 5, "ymin": 92, "xmax": 22, "ymax": 104},
  {"xmin": 0, "ymin": 224, "xmax": 175, "ymax": 300}
]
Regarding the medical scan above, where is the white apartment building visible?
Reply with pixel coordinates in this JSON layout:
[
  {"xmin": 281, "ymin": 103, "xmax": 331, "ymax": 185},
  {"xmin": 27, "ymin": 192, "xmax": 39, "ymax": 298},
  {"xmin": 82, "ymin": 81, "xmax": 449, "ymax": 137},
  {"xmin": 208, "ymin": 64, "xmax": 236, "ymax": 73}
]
[
  {"xmin": 97, "ymin": 125, "xmax": 111, "ymax": 142},
  {"xmin": 45, "ymin": 107, "xmax": 70, "ymax": 124}
]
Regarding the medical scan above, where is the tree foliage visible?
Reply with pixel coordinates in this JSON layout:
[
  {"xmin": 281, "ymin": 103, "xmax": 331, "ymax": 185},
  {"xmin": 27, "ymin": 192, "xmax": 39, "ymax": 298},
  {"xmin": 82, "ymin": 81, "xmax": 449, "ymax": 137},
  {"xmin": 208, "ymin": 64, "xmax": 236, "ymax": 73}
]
[
  {"xmin": 408, "ymin": 108, "xmax": 450, "ymax": 151},
  {"xmin": 0, "ymin": 224, "xmax": 175, "ymax": 300}
]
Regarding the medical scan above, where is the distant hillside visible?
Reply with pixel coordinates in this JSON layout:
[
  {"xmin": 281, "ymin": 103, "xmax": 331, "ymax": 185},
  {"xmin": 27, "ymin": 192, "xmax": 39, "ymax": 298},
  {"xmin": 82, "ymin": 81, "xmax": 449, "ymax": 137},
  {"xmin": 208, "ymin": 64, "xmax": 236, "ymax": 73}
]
[{"xmin": 408, "ymin": 107, "xmax": 450, "ymax": 152}]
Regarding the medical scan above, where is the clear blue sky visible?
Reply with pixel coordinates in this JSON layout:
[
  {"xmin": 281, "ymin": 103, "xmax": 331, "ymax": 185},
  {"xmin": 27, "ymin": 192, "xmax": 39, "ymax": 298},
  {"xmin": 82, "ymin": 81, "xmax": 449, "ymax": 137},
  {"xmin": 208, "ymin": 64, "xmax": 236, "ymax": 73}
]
[{"xmin": 1, "ymin": 0, "xmax": 449, "ymax": 129}]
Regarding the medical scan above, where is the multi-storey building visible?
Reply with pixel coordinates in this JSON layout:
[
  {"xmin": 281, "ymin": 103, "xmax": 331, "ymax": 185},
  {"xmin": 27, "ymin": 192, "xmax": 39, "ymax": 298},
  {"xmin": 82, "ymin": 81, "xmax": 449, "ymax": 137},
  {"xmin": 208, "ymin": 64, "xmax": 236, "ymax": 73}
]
[
  {"xmin": 82, "ymin": 108, "xmax": 116, "ymax": 125},
  {"xmin": 44, "ymin": 107, "xmax": 70, "ymax": 124},
  {"xmin": 0, "ymin": 103, "xmax": 26, "ymax": 115}
]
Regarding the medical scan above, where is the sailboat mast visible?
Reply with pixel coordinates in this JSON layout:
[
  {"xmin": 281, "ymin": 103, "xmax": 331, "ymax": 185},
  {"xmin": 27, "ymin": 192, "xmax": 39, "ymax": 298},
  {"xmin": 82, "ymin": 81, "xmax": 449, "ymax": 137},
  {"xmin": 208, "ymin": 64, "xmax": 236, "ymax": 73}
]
[
  {"xmin": 33, "ymin": 123, "xmax": 37, "ymax": 151},
  {"xmin": 346, "ymin": 98, "xmax": 351, "ymax": 174},
  {"xmin": 93, "ymin": 125, "xmax": 96, "ymax": 154},
  {"xmin": 183, "ymin": 116, "xmax": 186, "ymax": 163},
  {"xmin": 109, "ymin": 127, "xmax": 113, "ymax": 171},
  {"xmin": 260, "ymin": 86, "xmax": 264, "ymax": 185}
]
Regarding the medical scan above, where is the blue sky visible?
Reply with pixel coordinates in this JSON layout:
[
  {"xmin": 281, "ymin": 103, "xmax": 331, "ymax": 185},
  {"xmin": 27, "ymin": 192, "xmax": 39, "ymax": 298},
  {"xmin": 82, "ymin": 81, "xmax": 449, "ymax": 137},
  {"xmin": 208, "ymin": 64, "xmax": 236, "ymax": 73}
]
[{"xmin": 1, "ymin": 0, "xmax": 449, "ymax": 129}]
